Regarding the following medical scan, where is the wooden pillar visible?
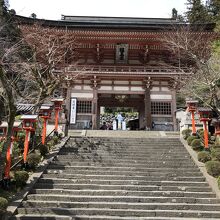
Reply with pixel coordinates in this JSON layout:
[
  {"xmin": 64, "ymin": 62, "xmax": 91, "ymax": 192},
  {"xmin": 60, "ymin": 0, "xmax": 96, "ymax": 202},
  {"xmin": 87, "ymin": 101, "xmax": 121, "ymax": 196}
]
[
  {"xmin": 92, "ymin": 88, "xmax": 98, "ymax": 130},
  {"xmin": 97, "ymin": 103, "xmax": 100, "ymax": 129},
  {"xmin": 171, "ymin": 89, "xmax": 177, "ymax": 131},
  {"xmin": 66, "ymin": 86, "xmax": 71, "ymax": 115},
  {"xmin": 139, "ymin": 103, "xmax": 145, "ymax": 129},
  {"xmin": 65, "ymin": 84, "xmax": 72, "ymax": 131},
  {"xmin": 144, "ymin": 88, "xmax": 152, "ymax": 129}
]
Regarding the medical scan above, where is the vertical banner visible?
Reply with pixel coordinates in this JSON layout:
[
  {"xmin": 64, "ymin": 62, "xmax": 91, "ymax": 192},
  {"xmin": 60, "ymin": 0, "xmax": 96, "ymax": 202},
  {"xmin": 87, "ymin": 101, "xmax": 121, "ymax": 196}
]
[{"xmin": 70, "ymin": 98, "xmax": 77, "ymax": 124}]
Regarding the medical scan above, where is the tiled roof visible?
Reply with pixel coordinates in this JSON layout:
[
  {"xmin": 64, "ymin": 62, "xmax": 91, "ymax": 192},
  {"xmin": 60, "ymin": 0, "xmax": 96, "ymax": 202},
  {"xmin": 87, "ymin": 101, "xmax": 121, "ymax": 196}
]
[
  {"xmin": 16, "ymin": 15, "xmax": 215, "ymax": 31},
  {"xmin": 16, "ymin": 103, "xmax": 35, "ymax": 113}
]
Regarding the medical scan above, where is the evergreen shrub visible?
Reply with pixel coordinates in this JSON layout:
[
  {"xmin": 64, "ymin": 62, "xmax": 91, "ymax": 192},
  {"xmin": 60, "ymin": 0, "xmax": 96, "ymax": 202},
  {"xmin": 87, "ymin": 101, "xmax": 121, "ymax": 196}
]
[
  {"xmin": 211, "ymin": 149, "xmax": 220, "ymax": 161},
  {"xmin": 187, "ymin": 135, "xmax": 198, "ymax": 146},
  {"xmin": 47, "ymin": 140, "xmax": 55, "ymax": 150},
  {"xmin": 0, "ymin": 197, "xmax": 8, "ymax": 211},
  {"xmin": 217, "ymin": 176, "xmax": 220, "ymax": 189},
  {"xmin": 27, "ymin": 153, "xmax": 41, "ymax": 169},
  {"xmin": 205, "ymin": 161, "xmax": 220, "ymax": 177},
  {"xmin": 197, "ymin": 129, "xmax": 204, "ymax": 137},
  {"xmin": 198, "ymin": 151, "xmax": 211, "ymax": 163},
  {"xmin": 182, "ymin": 129, "xmax": 192, "ymax": 140},
  {"xmin": 191, "ymin": 139, "xmax": 202, "ymax": 151},
  {"xmin": 14, "ymin": 171, "xmax": 29, "ymax": 187},
  {"xmin": 39, "ymin": 144, "xmax": 48, "ymax": 156},
  {"xmin": 58, "ymin": 133, "xmax": 64, "ymax": 139},
  {"xmin": 12, "ymin": 142, "xmax": 21, "ymax": 158},
  {"xmin": 52, "ymin": 136, "xmax": 59, "ymax": 145}
]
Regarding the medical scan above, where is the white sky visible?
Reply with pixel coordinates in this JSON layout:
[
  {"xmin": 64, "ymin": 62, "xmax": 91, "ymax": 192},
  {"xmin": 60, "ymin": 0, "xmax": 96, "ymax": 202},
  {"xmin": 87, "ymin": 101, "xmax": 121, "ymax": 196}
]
[{"xmin": 8, "ymin": 0, "xmax": 187, "ymax": 20}]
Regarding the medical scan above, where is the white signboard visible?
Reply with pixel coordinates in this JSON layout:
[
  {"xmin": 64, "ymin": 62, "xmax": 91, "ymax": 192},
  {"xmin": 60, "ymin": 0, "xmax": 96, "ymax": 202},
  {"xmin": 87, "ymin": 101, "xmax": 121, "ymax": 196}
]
[{"xmin": 70, "ymin": 98, "xmax": 77, "ymax": 124}]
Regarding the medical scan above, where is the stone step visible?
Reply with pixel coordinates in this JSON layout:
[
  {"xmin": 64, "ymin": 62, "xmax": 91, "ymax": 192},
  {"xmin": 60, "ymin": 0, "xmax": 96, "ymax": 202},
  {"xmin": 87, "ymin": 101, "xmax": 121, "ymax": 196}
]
[
  {"xmin": 16, "ymin": 207, "xmax": 220, "ymax": 218},
  {"xmin": 45, "ymin": 169, "xmax": 203, "ymax": 178},
  {"xmin": 21, "ymin": 200, "xmax": 220, "ymax": 211},
  {"xmin": 29, "ymin": 189, "xmax": 215, "ymax": 198},
  {"xmin": 40, "ymin": 174, "xmax": 207, "ymax": 182},
  {"xmin": 9, "ymin": 214, "xmax": 219, "ymax": 220},
  {"xmin": 69, "ymin": 144, "xmax": 183, "ymax": 148},
  {"xmin": 26, "ymin": 194, "xmax": 220, "ymax": 204},
  {"xmin": 58, "ymin": 153, "xmax": 190, "ymax": 158},
  {"xmin": 70, "ymin": 145, "xmax": 183, "ymax": 148},
  {"xmin": 56, "ymin": 156, "xmax": 191, "ymax": 161},
  {"xmin": 49, "ymin": 162, "xmax": 200, "ymax": 171},
  {"xmin": 59, "ymin": 147, "xmax": 187, "ymax": 151},
  {"xmin": 72, "ymin": 138, "xmax": 181, "ymax": 142},
  {"xmin": 11, "ymin": 137, "xmax": 220, "ymax": 219},
  {"xmin": 56, "ymin": 155, "xmax": 193, "ymax": 161},
  {"xmin": 10, "ymin": 214, "xmax": 72, "ymax": 220},
  {"xmin": 47, "ymin": 164, "xmax": 200, "ymax": 172},
  {"xmin": 37, "ymin": 178, "xmax": 208, "ymax": 186},
  {"xmin": 34, "ymin": 180, "xmax": 209, "ymax": 187},
  {"xmin": 50, "ymin": 161, "xmax": 197, "ymax": 169},
  {"xmin": 72, "ymin": 137, "xmax": 180, "ymax": 141},
  {"xmin": 33, "ymin": 184, "xmax": 211, "ymax": 192}
]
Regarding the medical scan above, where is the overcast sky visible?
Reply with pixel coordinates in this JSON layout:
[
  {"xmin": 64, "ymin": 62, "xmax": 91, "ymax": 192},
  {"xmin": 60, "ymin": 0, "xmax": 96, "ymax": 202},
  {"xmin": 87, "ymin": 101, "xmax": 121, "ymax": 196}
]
[{"xmin": 9, "ymin": 0, "xmax": 187, "ymax": 20}]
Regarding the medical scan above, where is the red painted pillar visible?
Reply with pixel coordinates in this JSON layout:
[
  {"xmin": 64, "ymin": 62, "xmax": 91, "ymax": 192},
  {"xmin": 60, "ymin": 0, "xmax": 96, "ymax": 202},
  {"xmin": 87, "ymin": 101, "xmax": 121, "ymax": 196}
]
[
  {"xmin": 203, "ymin": 121, "xmax": 209, "ymax": 149},
  {"xmin": 191, "ymin": 111, "xmax": 196, "ymax": 135},
  {"xmin": 23, "ymin": 129, "xmax": 30, "ymax": 163},
  {"xmin": 42, "ymin": 118, "xmax": 47, "ymax": 145},
  {"xmin": 54, "ymin": 109, "xmax": 59, "ymax": 132},
  {"xmin": 4, "ymin": 141, "xmax": 12, "ymax": 179}
]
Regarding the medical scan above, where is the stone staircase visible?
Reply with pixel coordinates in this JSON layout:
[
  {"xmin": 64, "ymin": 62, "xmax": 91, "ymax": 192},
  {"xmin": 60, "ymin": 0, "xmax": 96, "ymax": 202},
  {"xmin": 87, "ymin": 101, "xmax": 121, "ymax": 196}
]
[{"xmin": 11, "ymin": 137, "xmax": 220, "ymax": 219}]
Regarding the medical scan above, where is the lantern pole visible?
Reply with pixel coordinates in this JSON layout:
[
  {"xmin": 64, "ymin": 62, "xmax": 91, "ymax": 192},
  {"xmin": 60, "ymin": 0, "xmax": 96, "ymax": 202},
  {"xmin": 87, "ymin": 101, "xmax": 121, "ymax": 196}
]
[
  {"xmin": 39, "ymin": 105, "xmax": 53, "ymax": 145},
  {"xmin": 186, "ymin": 100, "xmax": 198, "ymax": 136},
  {"xmin": 21, "ymin": 115, "xmax": 38, "ymax": 169},
  {"xmin": 198, "ymin": 108, "xmax": 212, "ymax": 150},
  {"xmin": 212, "ymin": 118, "xmax": 220, "ymax": 147},
  {"xmin": 51, "ymin": 98, "xmax": 64, "ymax": 136},
  {"xmin": 2, "ymin": 122, "xmax": 22, "ymax": 189}
]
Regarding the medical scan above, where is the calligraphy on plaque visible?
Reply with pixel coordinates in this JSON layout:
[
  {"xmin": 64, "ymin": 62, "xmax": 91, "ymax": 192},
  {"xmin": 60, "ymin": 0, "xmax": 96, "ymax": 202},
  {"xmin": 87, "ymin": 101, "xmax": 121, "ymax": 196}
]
[{"xmin": 70, "ymin": 98, "xmax": 77, "ymax": 124}]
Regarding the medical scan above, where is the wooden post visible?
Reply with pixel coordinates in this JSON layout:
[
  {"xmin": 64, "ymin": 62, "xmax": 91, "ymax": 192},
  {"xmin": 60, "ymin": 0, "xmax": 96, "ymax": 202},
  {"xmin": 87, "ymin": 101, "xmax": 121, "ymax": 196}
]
[
  {"xmin": 144, "ymin": 88, "xmax": 152, "ymax": 129},
  {"xmin": 54, "ymin": 109, "xmax": 59, "ymax": 132},
  {"xmin": 198, "ymin": 108, "xmax": 212, "ymax": 150},
  {"xmin": 186, "ymin": 100, "xmax": 198, "ymax": 135},
  {"xmin": 92, "ymin": 88, "xmax": 98, "ymax": 130},
  {"xmin": 191, "ymin": 111, "xmax": 196, "ymax": 135},
  {"xmin": 51, "ymin": 98, "xmax": 64, "ymax": 135},
  {"xmin": 42, "ymin": 117, "xmax": 47, "ymax": 145},
  {"xmin": 203, "ymin": 121, "xmax": 209, "ymax": 149},
  {"xmin": 23, "ymin": 129, "xmax": 30, "ymax": 163},
  {"xmin": 171, "ymin": 90, "xmax": 177, "ymax": 131},
  {"xmin": 4, "ymin": 141, "xmax": 12, "ymax": 179}
]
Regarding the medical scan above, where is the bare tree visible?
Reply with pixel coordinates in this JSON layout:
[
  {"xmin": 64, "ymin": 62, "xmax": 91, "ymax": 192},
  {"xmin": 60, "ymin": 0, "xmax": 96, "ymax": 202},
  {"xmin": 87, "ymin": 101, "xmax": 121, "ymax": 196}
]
[
  {"xmin": 161, "ymin": 26, "xmax": 220, "ymax": 116},
  {"xmin": 19, "ymin": 24, "xmax": 78, "ymax": 106},
  {"xmin": 0, "ymin": 24, "xmax": 78, "ymax": 177}
]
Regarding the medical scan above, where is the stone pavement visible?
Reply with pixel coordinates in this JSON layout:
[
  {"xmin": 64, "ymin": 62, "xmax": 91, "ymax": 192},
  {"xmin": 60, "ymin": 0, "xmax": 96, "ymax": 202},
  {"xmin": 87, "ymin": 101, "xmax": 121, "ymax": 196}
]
[
  {"xmin": 68, "ymin": 130, "xmax": 180, "ymax": 138},
  {"xmin": 9, "ymin": 134, "xmax": 220, "ymax": 219}
]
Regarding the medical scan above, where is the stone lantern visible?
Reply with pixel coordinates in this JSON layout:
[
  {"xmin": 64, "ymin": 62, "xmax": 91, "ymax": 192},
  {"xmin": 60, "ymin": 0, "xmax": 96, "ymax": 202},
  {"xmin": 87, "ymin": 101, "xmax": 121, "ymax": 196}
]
[
  {"xmin": 0, "ymin": 122, "xmax": 8, "ymax": 140},
  {"xmin": 51, "ymin": 98, "xmax": 64, "ymax": 135},
  {"xmin": 198, "ymin": 107, "xmax": 212, "ymax": 149},
  {"xmin": 39, "ymin": 105, "xmax": 53, "ymax": 145},
  {"xmin": 20, "ymin": 115, "xmax": 38, "ymax": 168},
  {"xmin": 186, "ymin": 100, "xmax": 198, "ymax": 135},
  {"xmin": 211, "ymin": 118, "xmax": 220, "ymax": 146},
  {"xmin": 1, "ymin": 122, "xmax": 22, "ymax": 188}
]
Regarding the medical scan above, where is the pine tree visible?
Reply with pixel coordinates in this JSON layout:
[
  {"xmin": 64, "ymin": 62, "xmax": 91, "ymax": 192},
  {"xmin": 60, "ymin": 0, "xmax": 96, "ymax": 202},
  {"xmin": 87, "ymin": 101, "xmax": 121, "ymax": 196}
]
[
  {"xmin": 206, "ymin": 0, "xmax": 220, "ymax": 19},
  {"xmin": 186, "ymin": 0, "xmax": 212, "ymax": 23}
]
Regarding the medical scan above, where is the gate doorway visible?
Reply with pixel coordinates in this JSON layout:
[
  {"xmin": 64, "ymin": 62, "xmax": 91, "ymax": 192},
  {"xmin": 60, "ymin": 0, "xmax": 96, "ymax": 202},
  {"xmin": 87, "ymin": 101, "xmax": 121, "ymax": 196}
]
[
  {"xmin": 99, "ymin": 107, "xmax": 139, "ymax": 130},
  {"xmin": 97, "ymin": 94, "xmax": 146, "ymax": 130}
]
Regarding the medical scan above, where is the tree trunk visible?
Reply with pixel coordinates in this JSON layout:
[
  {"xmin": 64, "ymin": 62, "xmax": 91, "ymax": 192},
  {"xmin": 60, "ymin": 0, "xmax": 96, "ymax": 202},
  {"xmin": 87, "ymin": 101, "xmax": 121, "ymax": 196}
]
[{"xmin": 0, "ymin": 67, "xmax": 16, "ymax": 178}]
